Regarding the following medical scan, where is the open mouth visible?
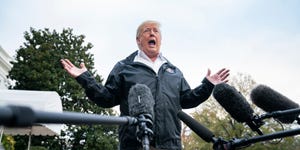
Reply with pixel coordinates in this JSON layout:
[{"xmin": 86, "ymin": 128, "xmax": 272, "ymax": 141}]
[{"xmin": 148, "ymin": 40, "xmax": 156, "ymax": 47}]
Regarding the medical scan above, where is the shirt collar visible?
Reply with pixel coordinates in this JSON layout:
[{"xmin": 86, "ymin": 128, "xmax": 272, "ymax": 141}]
[{"xmin": 137, "ymin": 50, "xmax": 166, "ymax": 62}]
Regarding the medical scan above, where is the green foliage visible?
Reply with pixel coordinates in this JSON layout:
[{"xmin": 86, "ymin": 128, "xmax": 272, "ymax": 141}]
[
  {"xmin": 30, "ymin": 146, "xmax": 48, "ymax": 150},
  {"xmin": 7, "ymin": 28, "xmax": 118, "ymax": 149},
  {"xmin": 182, "ymin": 73, "xmax": 300, "ymax": 150},
  {"xmin": 2, "ymin": 135, "xmax": 15, "ymax": 150}
]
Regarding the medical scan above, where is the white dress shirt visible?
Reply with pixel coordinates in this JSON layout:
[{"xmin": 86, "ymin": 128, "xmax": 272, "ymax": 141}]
[{"xmin": 133, "ymin": 50, "xmax": 167, "ymax": 74}]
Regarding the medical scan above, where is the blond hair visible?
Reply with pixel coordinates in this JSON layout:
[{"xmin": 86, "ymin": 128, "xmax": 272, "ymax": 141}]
[{"xmin": 136, "ymin": 20, "xmax": 161, "ymax": 39}]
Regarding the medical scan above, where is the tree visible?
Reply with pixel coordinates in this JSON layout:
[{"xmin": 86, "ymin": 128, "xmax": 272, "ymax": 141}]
[
  {"xmin": 1, "ymin": 135, "xmax": 15, "ymax": 150},
  {"xmin": 7, "ymin": 28, "xmax": 118, "ymax": 149},
  {"xmin": 182, "ymin": 73, "xmax": 300, "ymax": 150}
]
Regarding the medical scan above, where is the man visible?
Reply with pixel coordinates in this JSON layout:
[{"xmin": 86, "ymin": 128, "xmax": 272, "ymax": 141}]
[{"xmin": 61, "ymin": 20, "xmax": 229, "ymax": 150}]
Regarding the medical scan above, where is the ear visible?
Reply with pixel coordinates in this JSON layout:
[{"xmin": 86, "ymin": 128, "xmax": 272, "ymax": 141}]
[{"xmin": 136, "ymin": 37, "xmax": 141, "ymax": 45}]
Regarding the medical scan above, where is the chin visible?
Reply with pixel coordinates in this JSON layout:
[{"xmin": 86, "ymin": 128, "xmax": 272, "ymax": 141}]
[
  {"xmin": 149, "ymin": 48, "xmax": 159, "ymax": 52},
  {"xmin": 150, "ymin": 51, "xmax": 159, "ymax": 55}
]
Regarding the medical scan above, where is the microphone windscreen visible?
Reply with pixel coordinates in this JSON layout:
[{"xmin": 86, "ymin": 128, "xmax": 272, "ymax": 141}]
[
  {"xmin": 177, "ymin": 111, "xmax": 214, "ymax": 143},
  {"xmin": 250, "ymin": 84, "xmax": 299, "ymax": 123},
  {"xmin": 213, "ymin": 83, "xmax": 254, "ymax": 123},
  {"xmin": 128, "ymin": 84, "xmax": 155, "ymax": 117}
]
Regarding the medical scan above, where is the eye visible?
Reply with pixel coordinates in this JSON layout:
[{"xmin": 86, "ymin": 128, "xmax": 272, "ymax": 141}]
[{"xmin": 143, "ymin": 28, "xmax": 151, "ymax": 33}]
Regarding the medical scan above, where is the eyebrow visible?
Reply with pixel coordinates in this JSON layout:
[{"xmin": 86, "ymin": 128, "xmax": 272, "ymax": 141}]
[{"xmin": 143, "ymin": 27, "xmax": 159, "ymax": 31}]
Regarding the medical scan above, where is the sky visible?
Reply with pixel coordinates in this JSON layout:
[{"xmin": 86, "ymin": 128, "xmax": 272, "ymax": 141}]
[{"xmin": 1, "ymin": 0, "xmax": 300, "ymax": 109}]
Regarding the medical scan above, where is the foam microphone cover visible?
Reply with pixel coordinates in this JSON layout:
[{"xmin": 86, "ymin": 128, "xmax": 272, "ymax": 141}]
[
  {"xmin": 128, "ymin": 84, "xmax": 155, "ymax": 117},
  {"xmin": 250, "ymin": 84, "xmax": 299, "ymax": 123},
  {"xmin": 177, "ymin": 111, "xmax": 214, "ymax": 143},
  {"xmin": 213, "ymin": 83, "xmax": 254, "ymax": 123}
]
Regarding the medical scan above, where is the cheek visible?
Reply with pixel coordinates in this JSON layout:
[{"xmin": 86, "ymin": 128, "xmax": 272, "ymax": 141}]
[
  {"xmin": 157, "ymin": 40, "xmax": 161, "ymax": 47},
  {"xmin": 138, "ymin": 37, "xmax": 145, "ymax": 44},
  {"xmin": 141, "ymin": 40, "xmax": 148, "ymax": 46},
  {"xmin": 137, "ymin": 39, "xmax": 144, "ymax": 47}
]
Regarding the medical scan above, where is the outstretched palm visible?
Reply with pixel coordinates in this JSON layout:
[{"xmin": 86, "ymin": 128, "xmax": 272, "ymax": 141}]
[
  {"xmin": 60, "ymin": 59, "xmax": 87, "ymax": 78},
  {"xmin": 206, "ymin": 68, "xmax": 230, "ymax": 85}
]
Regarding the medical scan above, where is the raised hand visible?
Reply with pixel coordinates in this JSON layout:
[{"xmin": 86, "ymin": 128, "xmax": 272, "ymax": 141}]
[
  {"xmin": 206, "ymin": 68, "xmax": 230, "ymax": 85},
  {"xmin": 60, "ymin": 59, "xmax": 87, "ymax": 78}
]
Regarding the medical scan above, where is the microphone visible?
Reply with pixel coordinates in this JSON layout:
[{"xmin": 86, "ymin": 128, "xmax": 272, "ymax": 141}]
[
  {"xmin": 250, "ymin": 84, "xmax": 300, "ymax": 124},
  {"xmin": 177, "ymin": 110, "xmax": 300, "ymax": 149},
  {"xmin": 128, "ymin": 84, "xmax": 155, "ymax": 150},
  {"xmin": 128, "ymin": 84, "xmax": 155, "ymax": 117},
  {"xmin": 0, "ymin": 105, "xmax": 35, "ymax": 127},
  {"xmin": 177, "ymin": 111, "xmax": 215, "ymax": 143},
  {"xmin": 177, "ymin": 111, "xmax": 231, "ymax": 150},
  {"xmin": 213, "ymin": 83, "xmax": 264, "ymax": 135}
]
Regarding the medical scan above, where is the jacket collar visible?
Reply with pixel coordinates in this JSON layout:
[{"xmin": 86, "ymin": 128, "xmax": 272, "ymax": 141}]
[{"xmin": 124, "ymin": 50, "xmax": 176, "ymax": 69}]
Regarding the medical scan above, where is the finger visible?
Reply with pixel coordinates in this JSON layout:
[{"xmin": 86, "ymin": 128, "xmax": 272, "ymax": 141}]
[
  {"xmin": 64, "ymin": 59, "xmax": 75, "ymax": 68},
  {"xmin": 218, "ymin": 69, "xmax": 229, "ymax": 76},
  {"xmin": 60, "ymin": 59, "xmax": 71, "ymax": 69},
  {"xmin": 221, "ymin": 73, "xmax": 230, "ymax": 81},
  {"xmin": 206, "ymin": 68, "xmax": 211, "ymax": 77},
  {"xmin": 60, "ymin": 59, "xmax": 66, "ymax": 67},
  {"xmin": 216, "ymin": 68, "xmax": 226, "ymax": 75}
]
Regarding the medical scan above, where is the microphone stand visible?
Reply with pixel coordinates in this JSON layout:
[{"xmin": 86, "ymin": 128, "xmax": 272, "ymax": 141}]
[
  {"xmin": 136, "ymin": 114, "xmax": 153, "ymax": 150},
  {"xmin": 229, "ymin": 127, "xmax": 300, "ymax": 149},
  {"xmin": 211, "ymin": 127, "xmax": 300, "ymax": 150},
  {"xmin": 212, "ymin": 137, "xmax": 232, "ymax": 150},
  {"xmin": 255, "ymin": 108, "xmax": 300, "ymax": 124},
  {"xmin": 0, "ymin": 105, "xmax": 137, "ymax": 127},
  {"xmin": 246, "ymin": 120, "xmax": 264, "ymax": 135},
  {"xmin": 1, "ymin": 105, "xmax": 154, "ymax": 150}
]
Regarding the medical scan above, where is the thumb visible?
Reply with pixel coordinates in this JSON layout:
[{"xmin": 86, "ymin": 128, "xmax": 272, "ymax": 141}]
[
  {"xmin": 80, "ymin": 62, "xmax": 86, "ymax": 69},
  {"xmin": 206, "ymin": 68, "xmax": 211, "ymax": 77}
]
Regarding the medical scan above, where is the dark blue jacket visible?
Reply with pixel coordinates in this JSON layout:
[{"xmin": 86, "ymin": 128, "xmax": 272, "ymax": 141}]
[{"xmin": 76, "ymin": 51, "xmax": 214, "ymax": 149}]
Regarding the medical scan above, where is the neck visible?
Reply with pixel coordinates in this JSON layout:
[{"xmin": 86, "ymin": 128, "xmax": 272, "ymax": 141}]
[
  {"xmin": 140, "ymin": 50, "xmax": 159, "ymax": 62},
  {"xmin": 149, "ymin": 56, "xmax": 158, "ymax": 62}
]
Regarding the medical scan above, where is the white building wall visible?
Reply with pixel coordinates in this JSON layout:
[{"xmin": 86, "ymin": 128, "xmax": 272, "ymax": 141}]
[{"xmin": 0, "ymin": 46, "xmax": 13, "ymax": 89}]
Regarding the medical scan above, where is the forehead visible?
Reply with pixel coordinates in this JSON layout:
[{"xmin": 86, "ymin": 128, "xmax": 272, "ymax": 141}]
[{"xmin": 141, "ymin": 23, "xmax": 159, "ymax": 29}]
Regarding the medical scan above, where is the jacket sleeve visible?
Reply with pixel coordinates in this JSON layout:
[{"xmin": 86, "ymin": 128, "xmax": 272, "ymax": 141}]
[
  {"xmin": 180, "ymin": 77, "xmax": 214, "ymax": 109},
  {"xmin": 75, "ymin": 63, "xmax": 123, "ymax": 108}
]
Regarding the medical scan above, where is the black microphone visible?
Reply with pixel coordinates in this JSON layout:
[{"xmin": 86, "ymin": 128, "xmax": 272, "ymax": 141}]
[
  {"xmin": 0, "ymin": 105, "xmax": 35, "ymax": 127},
  {"xmin": 250, "ymin": 84, "xmax": 300, "ymax": 124},
  {"xmin": 213, "ymin": 83, "xmax": 264, "ymax": 135},
  {"xmin": 128, "ymin": 84, "xmax": 155, "ymax": 150},
  {"xmin": 177, "ymin": 111, "xmax": 231, "ymax": 150},
  {"xmin": 128, "ymin": 84, "xmax": 155, "ymax": 117},
  {"xmin": 177, "ymin": 111, "xmax": 215, "ymax": 143}
]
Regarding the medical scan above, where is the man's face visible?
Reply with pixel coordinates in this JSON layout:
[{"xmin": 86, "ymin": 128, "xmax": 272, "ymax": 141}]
[{"xmin": 136, "ymin": 23, "xmax": 161, "ymax": 59}]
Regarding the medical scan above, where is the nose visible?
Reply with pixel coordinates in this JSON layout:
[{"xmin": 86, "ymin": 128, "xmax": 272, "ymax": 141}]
[{"xmin": 150, "ymin": 30, "xmax": 155, "ymax": 36}]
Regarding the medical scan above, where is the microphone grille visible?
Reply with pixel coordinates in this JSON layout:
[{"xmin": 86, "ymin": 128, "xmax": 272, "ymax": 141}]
[
  {"xmin": 251, "ymin": 84, "xmax": 299, "ymax": 123},
  {"xmin": 128, "ymin": 84, "xmax": 155, "ymax": 117},
  {"xmin": 213, "ymin": 83, "xmax": 254, "ymax": 123},
  {"xmin": 251, "ymin": 84, "xmax": 299, "ymax": 111}
]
